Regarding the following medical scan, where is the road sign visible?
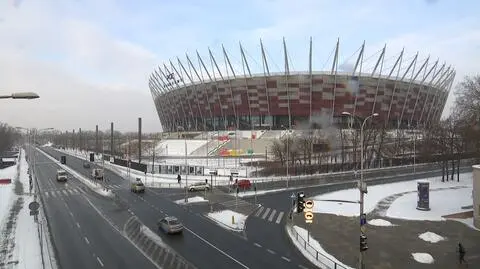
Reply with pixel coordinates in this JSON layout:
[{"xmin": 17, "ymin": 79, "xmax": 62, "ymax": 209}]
[
  {"xmin": 290, "ymin": 193, "xmax": 296, "ymax": 199},
  {"xmin": 30, "ymin": 210, "xmax": 39, "ymax": 216},
  {"xmin": 28, "ymin": 201, "xmax": 40, "ymax": 211}
]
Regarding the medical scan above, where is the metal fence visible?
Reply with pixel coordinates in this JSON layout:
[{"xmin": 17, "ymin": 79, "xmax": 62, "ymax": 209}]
[{"xmin": 288, "ymin": 224, "xmax": 349, "ymax": 269}]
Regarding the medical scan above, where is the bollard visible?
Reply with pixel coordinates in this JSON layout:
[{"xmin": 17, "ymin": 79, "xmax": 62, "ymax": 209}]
[{"xmin": 231, "ymin": 215, "xmax": 235, "ymax": 224}]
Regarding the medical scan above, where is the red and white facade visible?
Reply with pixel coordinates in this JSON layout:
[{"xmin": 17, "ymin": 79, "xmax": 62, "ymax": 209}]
[{"xmin": 149, "ymin": 39, "xmax": 454, "ymax": 132}]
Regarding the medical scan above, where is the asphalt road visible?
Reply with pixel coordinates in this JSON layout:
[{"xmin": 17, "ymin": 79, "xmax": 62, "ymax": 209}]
[
  {"xmin": 42, "ymin": 147, "xmax": 316, "ymax": 269},
  {"xmin": 32, "ymin": 147, "xmax": 159, "ymax": 269}
]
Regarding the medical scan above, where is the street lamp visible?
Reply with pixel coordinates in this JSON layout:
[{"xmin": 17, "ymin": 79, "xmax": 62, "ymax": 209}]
[
  {"xmin": 281, "ymin": 125, "xmax": 290, "ymax": 188},
  {"xmin": 177, "ymin": 126, "xmax": 188, "ymax": 203},
  {"xmin": 0, "ymin": 92, "xmax": 40, "ymax": 99},
  {"xmin": 341, "ymin": 111, "xmax": 378, "ymax": 269}
]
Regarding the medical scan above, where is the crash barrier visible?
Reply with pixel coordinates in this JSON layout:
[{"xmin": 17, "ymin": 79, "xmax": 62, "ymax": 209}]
[
  {"xmin": 287, "ymin": 224, "xmax": 349, "ymax": 269},
  {"xmin": 123, "ymin": 217, "xmax": 198, "ymax": 269}
]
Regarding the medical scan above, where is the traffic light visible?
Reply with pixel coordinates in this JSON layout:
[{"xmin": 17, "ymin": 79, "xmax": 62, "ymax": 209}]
[
  {"xmin": 360, "ymin": 234, "xmax": 368, "ymax": 252},
  {"xmin": 89, "ymin": 153, "xmax": 94, "ymax": 162},
  {"xmin": 60, "ymin": 156, "xmax": 66, "ymax": 165},
  {"xmin": 296, "ymin": 192, "xmax": 305, "ymax": 213}
]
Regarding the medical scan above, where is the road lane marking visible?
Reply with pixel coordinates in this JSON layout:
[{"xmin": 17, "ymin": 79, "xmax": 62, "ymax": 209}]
[
  {"xmin": 298, "ymin": 265, "xmax": 309, "ymax": 269},
  {"xmin": 45, "ymin": 192, "xmax": 50, "ymax": 198},
  {"xmin": 84, "ymin": 237, "xmax": 90, "ymax": 244},
  {"xmin": 255, "ymin": 207, "xmax": 264, "ymax": 217},
  {"xmin": 268, "ymin": 209, "xmax": 277, "ymax": 222},
  {"xmin": 254, "ymin": 243, "xmax": 262, "ymax": 248},
  {"xmin": 96, "ymin": 257, "xmax": 104, "ymax": 267},
  {"xmin": 76, "ymin": 222, "xmax": 80, "ymax": 229},
  {"xmin": 267, "ymin": 249, "xmax": 275, "ymax": 255},
  {"xmin": 262, "ymin": 208, "xmax": 271, "ymax": 219},
  {"xmin": 276, "ymin": 212, "xmax": 285, "ymax": 224},
  {"xmin": 184, "ymin": 227, "xmax": 250, "ymax": 269},
  {"xmin": 69, "ymin": 212, "xmax": 74, "ymax": 217},
  {"xmin": 62, "ymin": 190, "xmax": 68, "ymax": 196},
  {"xmin": 282, "ymin": 256, "xmax": 291, "ymax": 262}
]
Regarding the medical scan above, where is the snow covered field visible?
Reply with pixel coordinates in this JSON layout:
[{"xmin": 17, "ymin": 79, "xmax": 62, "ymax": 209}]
[{"xmin": 311, "ymin": 173, "xmax": 472, "ymax": 218}]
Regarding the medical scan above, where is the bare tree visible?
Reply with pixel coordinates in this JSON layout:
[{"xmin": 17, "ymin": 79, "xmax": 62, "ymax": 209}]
[{"xmin": 0, "ymin": 123, "xmax": 20, "ymax": 153}]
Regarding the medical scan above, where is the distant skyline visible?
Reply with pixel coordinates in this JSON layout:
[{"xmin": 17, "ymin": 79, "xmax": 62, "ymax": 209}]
[{"xmin": 0, "ymin": 0, "xmax": 479, "ymax": 132}]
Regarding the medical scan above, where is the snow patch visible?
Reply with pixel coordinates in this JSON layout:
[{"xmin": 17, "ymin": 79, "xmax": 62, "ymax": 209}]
[
  {"xmin": 287, "ymin": 225, "xmax": 354, "ymax": 269},
  {"xmin": 206, "ymin": 210, "xmax": 246, "ymax": 231},
  {"xmin": 140, "ymin": 225, "xmax": 167, "ymax": 248},
  {"xmin": 411, "ymin": 252, "xmax": 434, "ymax": 264},
  {"xmin": 175, "ymin": 196, "xmax": 208, "ymax": 204},
  {"xmin": 367, "ymin": 219, "xmax": 395, "ymax": 226},
  {"xmin": 418, "ymin": 232, "xmax": 445, "ymax": 243},
  {"xmin": 386, "ymin": 187, "xmax": 472, "ymax": 221}
]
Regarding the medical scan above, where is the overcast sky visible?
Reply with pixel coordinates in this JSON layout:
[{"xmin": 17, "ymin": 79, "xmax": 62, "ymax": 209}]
[{"xmin": 0, "ymin": 0, "xmax": 478, "ymax": 133}]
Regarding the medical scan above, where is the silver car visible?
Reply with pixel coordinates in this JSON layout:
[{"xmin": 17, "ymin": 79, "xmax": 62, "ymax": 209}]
[
  {"xmin": 157, "ymin": 216, "xmax": 183, "ymax": 234},
  {"xmin": 187, "ymin": 182, "xmax": 211, "ymax": 192}
]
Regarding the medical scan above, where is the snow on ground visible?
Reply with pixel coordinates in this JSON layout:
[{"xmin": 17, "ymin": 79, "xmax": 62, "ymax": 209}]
[
  {"xmin": 312, "ymin": 173, "xmax": 472, "ymax": 217},
  {"xmin": 386, "ymin": 187, "xmax": 472, "ymax": 221},
  {"xmin": 36, "ymin": 148, "xmax": 114, "ymax": 198},
  {"xmin": 368, "ymin": 219, "xmax": 395, "ymax": 226},
  {"xmin": 418, "ymin": 232, "xmax": 445, "ymax": 243},
  {"xmin": 140, "ymin": 225, "xmax": 167, "ymax": 248},
  {"xmin": 287, "ymin": 225, "xmax": 354, "ymax": 269},
  {"xmin": 0, "ymin": 164, "xmax": 16, "ymax": 224},
  {"xmin": 175, "ymin": 196, "xmax": 208, "ymax": 204},
  {"xmin": 155, "ymin": 140, "xmax": 208, "ymax": 156},
  {"xmin": 411, "ymin": 252, "xmax": 434, "ymax": 264},
  {"xmin": 452, "ymin": 218, "xmax": 480, "ymax": 231},
  {"xmin": 206, "ymin": 210, "xmax": 246, "ymax": 231}
]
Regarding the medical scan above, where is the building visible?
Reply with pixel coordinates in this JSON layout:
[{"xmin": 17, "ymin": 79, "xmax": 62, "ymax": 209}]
[
  {"xmin": 473, "ymin": 165, "xmax": 480, "ymax": 229},
  {"xmin": 148, "ymin": 39, "xmax": 455, "ymax": 132}
]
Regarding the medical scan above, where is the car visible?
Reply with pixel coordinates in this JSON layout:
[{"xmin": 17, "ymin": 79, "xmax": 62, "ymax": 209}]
[
  {"xmin": 233, "ymin": 179, "xmax": 252, "ymax": 190},
  {"xmin": 131, "ymin": 182, "xmax": 145, "ymax": 193},
  {"xmin": 157, "ymin": 216, "xmax": 183, "ymax": 234},
  {"xmin": 187, "ymin": 182, "xmax": 211, "ymax": 192},
  {"xmin": 56, "ymin": 170, "xmax": 68, "ymax": 182},
  {"xmin": 83, "ymin": 162, "xmax": 90, "ymax": 169}
]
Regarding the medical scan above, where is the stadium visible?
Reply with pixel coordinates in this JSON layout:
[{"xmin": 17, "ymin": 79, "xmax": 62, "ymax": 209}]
[{"xmin": 148, "ymin": 39, "xmax": 455, "ymax": 132}]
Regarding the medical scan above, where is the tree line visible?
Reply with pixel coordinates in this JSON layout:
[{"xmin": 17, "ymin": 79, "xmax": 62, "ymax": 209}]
[{"xmin": 0, "ymin": 123, "xmax": 21, "ymax": 153}]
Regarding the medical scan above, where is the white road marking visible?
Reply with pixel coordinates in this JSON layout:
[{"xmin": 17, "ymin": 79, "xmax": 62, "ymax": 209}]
[
  {"xmin": 262, "ymin": 208, "xmax": 271, "ymax": 219},
  {"xmin": 76, "ymin": 222, "xmax": 80, "ymax": 229},
  {"xmin": 62, "ymin": 190, "xmax": 68, "ymax": 196},
  {"xmin": 267, "ymin": 249, "xmax": 275, "ymax": 254},
  {"xmin": 96, "ymin": 257, "xmax": 104, "ymax": 267},
  {"xmin": 253, "ymin": 243, "xmax": 262, "ymax": 248},
  {"xmin": 298, "ymin": 265, "xmax": 309, "ymax": 269},
  {"xmin": 276, "ymin": 212, "xmax": 285, "ymax": 224},
  {"xmin": 84, "ymin": 237, "xmax": 90, "ymax": 244},
  {"xmin": 184, "ymin": 227, "xmax": 250, "ymax": 269},
  {"xmin": 45, "ymin": 192, "xmax": 50, "ymax": 198},
  {"xmin": 268, "ymin": 209, "xmax": 277, "ymax": 222},
  {"xmin": 254, "ymin": 207, "xmax": 264, "ymax": 217},
  {"xmin": 69, "ymin": 212, "xmax": 74, "ymax": 217},
  {"xmin": 282, "ymin": 256, "xmax": 291, "ymax": 262}
]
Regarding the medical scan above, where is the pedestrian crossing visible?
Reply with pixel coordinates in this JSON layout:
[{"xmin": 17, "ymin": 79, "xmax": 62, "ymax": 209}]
[
  {"xmin": 43, "ymin": 187, "xmax": 86, "ymax": 198},
  {"xmin": 253, "ymin": 206, "xmax": 285, "ymax": 224}
]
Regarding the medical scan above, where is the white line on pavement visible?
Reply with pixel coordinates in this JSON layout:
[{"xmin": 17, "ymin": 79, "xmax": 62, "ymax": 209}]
[
  {"xmin": 253, "ymin": 243, "xmax": 262, "ymax": 248},
  {"xmin": 76, "ymin": 222, "xmax": 80, "ymax": 229},
  {"xmin": 84, "ymin": 237, "xmax": 90, "ymax": 245},
  {"xmin": 281, "ymin": 256, "xmax": 291, "ymax": 262},
  {"xmin": 96, "ymin": 257, "xmax": 104, "ymax": 267},
  {"xmin": 184, "ymin": 227, "xmax": 250, "ymax": 269},
  {"xmin": 267, "ymin": 249, "xmax": 275, "ymax": 255}
]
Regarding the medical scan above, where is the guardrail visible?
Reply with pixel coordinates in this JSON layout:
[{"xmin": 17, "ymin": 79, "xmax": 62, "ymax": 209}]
[{"xmin": 287, "ymin": 224, "xmax": 349, "ymax": 269}]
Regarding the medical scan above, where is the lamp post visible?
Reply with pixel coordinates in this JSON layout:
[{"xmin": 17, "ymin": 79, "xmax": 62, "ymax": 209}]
[
  {"xmin": 281, "ymin": 125, "xmax": 290, "ymax": 188},
  {"xmin": 0, "ymin": 92, "xmax": 40, "ymax": 99},
  {"xmin": 178, "ymin": 126, "xmax": 188, "ymax": 203},
  {"xmin": 342, "ymin": 112, "xmax": 378, "ymax": 269}
]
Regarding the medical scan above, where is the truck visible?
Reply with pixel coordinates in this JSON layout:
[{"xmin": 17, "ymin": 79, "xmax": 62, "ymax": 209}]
[
  {"xmin": 56, "ymin": 170, "xmax": 68, "ymax": 182},
  {"xmin": 91, "ymin": 168, "xmax": 104, "ymax": 180}
]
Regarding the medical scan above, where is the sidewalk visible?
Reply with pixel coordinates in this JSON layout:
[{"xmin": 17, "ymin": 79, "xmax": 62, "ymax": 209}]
[{"xmin": 0, "ymin": 148, "xmax": 56, "ymax": 268}]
